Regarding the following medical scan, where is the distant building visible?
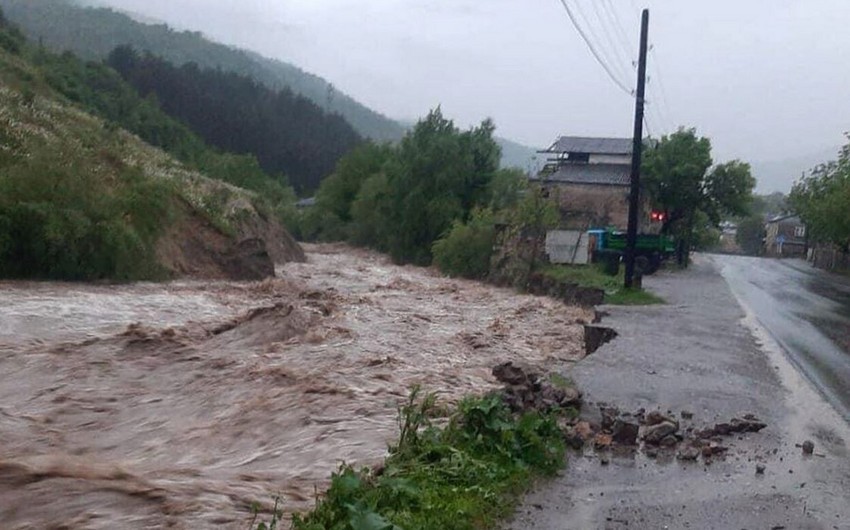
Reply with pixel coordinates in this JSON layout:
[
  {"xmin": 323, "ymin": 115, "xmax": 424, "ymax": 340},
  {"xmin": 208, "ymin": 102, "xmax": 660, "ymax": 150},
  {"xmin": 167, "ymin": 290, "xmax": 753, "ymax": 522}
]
[
  {"xmin": 764, "ymin": 214, "xmax": 806, "ymax": 257},
  {"xmin": 530, "ymin": 136, "xmax": 653, "ymax": 232}
]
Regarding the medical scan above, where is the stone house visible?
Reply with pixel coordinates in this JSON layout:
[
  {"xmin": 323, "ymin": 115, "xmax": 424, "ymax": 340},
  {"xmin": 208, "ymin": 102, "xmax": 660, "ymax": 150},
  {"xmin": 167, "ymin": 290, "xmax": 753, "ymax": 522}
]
[
  {"xmin": 764, "ymin": 214, "xmax": 806, "ymax": 257},
  {"xmin": 530, "ymin": 136, "xmax": 652, "ymax": 232}
]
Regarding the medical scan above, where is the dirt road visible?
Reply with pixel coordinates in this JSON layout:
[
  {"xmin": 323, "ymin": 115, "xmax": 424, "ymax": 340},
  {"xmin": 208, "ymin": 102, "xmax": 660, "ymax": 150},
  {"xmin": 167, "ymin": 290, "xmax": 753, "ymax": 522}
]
[
  {"xmin": 510, "ymin": 255, "xmax": 850, "ymax": 529},
  {"xmin": 0, "ymin": 244, "xmax": 591, "ymax": 529}
]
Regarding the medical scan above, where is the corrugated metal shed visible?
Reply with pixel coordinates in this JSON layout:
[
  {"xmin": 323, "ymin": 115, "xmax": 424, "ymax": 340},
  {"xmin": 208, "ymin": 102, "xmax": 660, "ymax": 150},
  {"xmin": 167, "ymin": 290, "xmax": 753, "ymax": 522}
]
[
  {"xmin": 532, "ymin": 163, "xmax": 630, "ymax": 186},
  {"xmin": 543, "ymin": 136, "xmax": 632, "ymax": 155}
]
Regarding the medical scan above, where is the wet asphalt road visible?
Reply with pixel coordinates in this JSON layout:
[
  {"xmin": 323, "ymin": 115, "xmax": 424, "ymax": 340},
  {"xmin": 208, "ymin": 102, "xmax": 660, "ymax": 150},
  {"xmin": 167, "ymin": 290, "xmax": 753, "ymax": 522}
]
[
  {"xmin": 713, "ymin": 255, "xmax": 850, "ymax": 422},
  {"xmin": 509, "ymin": 255, "xmax": 850, "ymax": 530}
]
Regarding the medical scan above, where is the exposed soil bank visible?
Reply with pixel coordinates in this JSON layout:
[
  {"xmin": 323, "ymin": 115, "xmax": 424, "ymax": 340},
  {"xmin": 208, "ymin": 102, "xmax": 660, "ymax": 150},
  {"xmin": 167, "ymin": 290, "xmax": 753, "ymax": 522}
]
[
  {"xmin": 156, "ymin": 197, "xmax": 306, "ymax": 281},
  {"xmin": 509, "ymin": 255, "xmax": 850, "ymax": 530},
  {"xmin": 0, "ymin": 243, "xmax": 591, "ymax": 528}
]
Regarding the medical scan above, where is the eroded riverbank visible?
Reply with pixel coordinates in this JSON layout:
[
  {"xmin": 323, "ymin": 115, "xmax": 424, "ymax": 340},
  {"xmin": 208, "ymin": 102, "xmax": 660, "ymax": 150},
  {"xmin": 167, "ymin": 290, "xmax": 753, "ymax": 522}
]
[{"xmin": 0, "ymin": 243, "xmax": 592, "ymax": 528}]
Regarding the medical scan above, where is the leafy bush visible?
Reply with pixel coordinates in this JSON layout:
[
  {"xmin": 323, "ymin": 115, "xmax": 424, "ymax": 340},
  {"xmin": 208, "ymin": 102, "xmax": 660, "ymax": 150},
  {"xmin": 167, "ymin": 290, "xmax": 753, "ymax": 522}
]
[
  {"xmin": 291, "ymin": 388, "xmax": 566, "ymax": 530},
  {"xmin": 432, "ymin": 208, "xmax": 497, "ymax": 280},
  {"xmin": 0, "ymin": 146, "xmax": 173, "ymax": 280}
]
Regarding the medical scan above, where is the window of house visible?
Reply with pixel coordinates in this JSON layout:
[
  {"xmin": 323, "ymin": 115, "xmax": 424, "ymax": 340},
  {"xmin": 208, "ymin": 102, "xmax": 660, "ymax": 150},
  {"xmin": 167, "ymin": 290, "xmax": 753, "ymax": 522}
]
[
  {"xmin": 568, "ymin": 152, "xmax": 590, "ymax": 163},
  {"xmin": 794, "ymin": 226, "xmax": 806, "ymax": 238}
]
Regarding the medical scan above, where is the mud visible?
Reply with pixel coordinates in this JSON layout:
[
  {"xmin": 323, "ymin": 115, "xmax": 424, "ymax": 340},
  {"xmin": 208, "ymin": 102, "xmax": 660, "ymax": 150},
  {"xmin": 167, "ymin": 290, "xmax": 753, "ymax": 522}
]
[{"xmin": 0, "ymin": 243, "xmax": 591, "ymax": 528}]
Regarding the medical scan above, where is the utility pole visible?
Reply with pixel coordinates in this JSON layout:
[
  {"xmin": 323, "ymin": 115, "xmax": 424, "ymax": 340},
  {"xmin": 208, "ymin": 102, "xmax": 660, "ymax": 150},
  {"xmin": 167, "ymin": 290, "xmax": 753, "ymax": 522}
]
[{"xmin": 624, "ymin": 9, "xmax": 649, "ymax": 289}]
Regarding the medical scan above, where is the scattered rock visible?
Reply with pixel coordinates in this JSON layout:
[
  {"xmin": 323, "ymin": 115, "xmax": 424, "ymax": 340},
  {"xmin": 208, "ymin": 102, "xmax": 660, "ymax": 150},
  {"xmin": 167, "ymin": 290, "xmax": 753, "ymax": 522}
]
[
  {"xmin": 600, "ymin": 455, "xmax": 610, "ymax": 466},
  {"xmin": 564, "ymin": 427, "xmax": 585, "ymax": 450},
  {"xmin": 681, "ymin": 410, "xmax": 694, "ymax": 420},
  {"xmin": 645, "ymin": 411, "xmax": 678, "ymax": 427},
  {"xmin": 659, "ymin": 435, "xmax": 679, "ymax": 447},
  {"xmin": 600, "ymin": 406, "xmax": 620, "ymax": 431},
  {"xmin": 677, "ymin": 446, "xmax": 701, "ymax": 461},
  {"xmin": 756, "ymin": 464, "xmax": 766, "ymax": 474},
  {"xmin": 701, "ymin": 444, "xmax": 728, "ymax": 458},
  {"xmin": 643, "ymin": 421, "xmax": 679, "ymax": 444},
  {"xmin": 492, "ymin": 362, "xmax": 529, "ymax": 386},
  {"xmin": 493, "ymin": 362, "xmax": 582, "ymax": 413},
  {"xmin": 611, "ymin": 419, "xmax": 640, "ymax": 446},
  {"xmin": 802, "ymin": 440, "xmax": 814, "ymax": 455},
  {"xmin": 594, "ymin": 433, "xmax": 613, "ymax": 449}
]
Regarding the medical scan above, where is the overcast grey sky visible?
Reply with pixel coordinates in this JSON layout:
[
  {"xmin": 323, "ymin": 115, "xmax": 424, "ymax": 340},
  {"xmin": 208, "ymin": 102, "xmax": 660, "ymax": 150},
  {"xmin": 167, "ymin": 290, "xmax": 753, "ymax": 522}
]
[{"xmin": 90, "ymin": 0, "xmax": 850, "ymax": 191}]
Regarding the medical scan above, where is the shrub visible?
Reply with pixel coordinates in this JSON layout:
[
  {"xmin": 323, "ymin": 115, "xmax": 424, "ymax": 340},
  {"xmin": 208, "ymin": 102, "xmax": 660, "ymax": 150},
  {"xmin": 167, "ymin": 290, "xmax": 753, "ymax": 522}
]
[
  {"xmin": 0, "ymin": 147, "xmax": 173, "ymax": 280},
  {"xmin": 432, "ymin": 208, "xmax": 496, "ymax": 280},
  {"xmin": 290, "ymin": 388, "xmax": 566, "ymax": 530}
]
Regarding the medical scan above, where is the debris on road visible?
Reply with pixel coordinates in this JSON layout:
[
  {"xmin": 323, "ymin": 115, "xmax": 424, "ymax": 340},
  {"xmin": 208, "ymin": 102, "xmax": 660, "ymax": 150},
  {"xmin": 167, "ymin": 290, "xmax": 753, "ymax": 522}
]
[
  {"xmin": 566, "ymin": 404, "xmax": 769, "ymax": 464},
  {"xmin": 493, "ymin": 362, "xmax": 583, "ymax": 414}
]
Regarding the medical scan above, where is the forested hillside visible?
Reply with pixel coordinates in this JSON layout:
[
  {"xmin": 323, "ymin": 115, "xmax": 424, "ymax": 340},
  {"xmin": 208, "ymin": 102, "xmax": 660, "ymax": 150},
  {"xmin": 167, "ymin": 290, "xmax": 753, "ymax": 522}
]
[
  {"xmin": 0, "ymin": 0, "xmax": 406, "ymax": 142},
  {"xmin": 0, "ymin": 0, "xmax": 539, "ymax": 170},
  {"xmin": 0, "ymin": 9, "xmax": 302, "ymax": 280},
  {"xmin": 107, "ymin": 46, "xmax": 361, "ymax": 192}
]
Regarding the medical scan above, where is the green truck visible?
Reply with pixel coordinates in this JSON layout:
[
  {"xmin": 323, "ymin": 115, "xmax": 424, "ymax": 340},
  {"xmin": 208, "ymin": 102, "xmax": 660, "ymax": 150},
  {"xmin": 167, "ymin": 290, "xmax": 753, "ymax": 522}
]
[{"xmin": 588, "ymin": 229, "xmax": 675, "ymax": 275}]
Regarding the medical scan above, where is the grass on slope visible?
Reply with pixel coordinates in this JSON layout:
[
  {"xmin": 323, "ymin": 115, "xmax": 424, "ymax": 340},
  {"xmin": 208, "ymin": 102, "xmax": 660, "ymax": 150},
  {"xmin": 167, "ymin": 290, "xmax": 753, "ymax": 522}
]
[
  {"xmin": 541, "ymin": 264, "xmax": 665, "ymax": 305},
  {"xmin": 0, "ymin": 19, "xmax": 266, "ymax": 280}
]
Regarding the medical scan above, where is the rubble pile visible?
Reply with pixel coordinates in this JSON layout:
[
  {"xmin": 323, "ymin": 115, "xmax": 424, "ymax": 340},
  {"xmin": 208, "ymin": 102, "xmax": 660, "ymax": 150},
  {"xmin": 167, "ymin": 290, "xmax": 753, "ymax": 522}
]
[
  {"xmin": 492, "ymin": 362, "xmax": 583, "ymax": 414},
  {"xmin": 561, "ymin": 403, "xmax": 768, "ymax": 463}
]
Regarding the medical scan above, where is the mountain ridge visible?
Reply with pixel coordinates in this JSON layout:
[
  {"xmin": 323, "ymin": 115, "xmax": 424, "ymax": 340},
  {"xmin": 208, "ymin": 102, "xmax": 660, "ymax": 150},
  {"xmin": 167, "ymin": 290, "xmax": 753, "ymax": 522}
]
[{"xmin": 0, "ymin": 0, "xmax": 538, "ymax": 169}]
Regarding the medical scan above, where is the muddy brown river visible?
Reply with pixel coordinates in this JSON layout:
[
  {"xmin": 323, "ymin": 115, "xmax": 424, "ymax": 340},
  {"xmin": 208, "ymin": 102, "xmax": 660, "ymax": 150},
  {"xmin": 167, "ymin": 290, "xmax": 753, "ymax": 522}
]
[{"xmin": 0, "ymin": 244, "xmax": 591, "ymax": 528}]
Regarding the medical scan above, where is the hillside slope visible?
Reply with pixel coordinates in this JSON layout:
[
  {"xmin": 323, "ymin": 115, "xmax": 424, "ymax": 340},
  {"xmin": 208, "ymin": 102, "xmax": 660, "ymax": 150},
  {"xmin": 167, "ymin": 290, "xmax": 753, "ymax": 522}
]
[
  {"xmin": 0, "ymin": 17, "xmax": 303, "ymax": 281},
  {"xmin": 0, "ymin": 0, "xmax": 407, "ymax": 142},
  {"xmin": 0, "ymin": 0, "xmax": 540, "ymax": 171}
]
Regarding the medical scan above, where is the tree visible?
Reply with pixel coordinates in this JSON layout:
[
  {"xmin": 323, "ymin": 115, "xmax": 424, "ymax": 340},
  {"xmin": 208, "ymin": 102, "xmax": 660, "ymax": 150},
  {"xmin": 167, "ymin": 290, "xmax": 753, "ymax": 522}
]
[
  {"xmin": 432, "ymin": 208, "xmax": 497, "ymax": 279},
  {"xmin": 315, "ymin": 142, "xmax": 393, "ymax": 224},
  {"xmin": 736, "ymin": 215, "xmax": 766, "ymax": 255},
  {"xmin": 789, "ymin": 139, "xmax": 850, "ymax": 250},
  {"xmin": 378, "ymin": 108, "xmax": 500, "ymax": 264},
  {"xmin": 643, "ymin": 128, "xmax": 755, "ymax": 265}
]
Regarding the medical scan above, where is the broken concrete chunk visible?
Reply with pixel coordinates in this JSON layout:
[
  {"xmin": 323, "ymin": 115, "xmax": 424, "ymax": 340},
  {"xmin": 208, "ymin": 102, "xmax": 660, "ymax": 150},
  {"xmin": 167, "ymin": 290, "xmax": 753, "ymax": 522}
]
[
  {"xmin": 659, "ymin": 435, "xmax": 679, "ymax": 447},
  {"xmin": 802, "ymin": 440, "xmax": 814, "ymax": 455},
  {"xmin": 611, "ymin": 419, "xmax": 640, "ymax": 446},
  {"xmin": 677, "ymin": 446, "xmax": 701, "ymax": 460},
  {"xmin": 645, "ymin": 410, "xmax": 678, "ymax": 428},
  {"xmin": 594, "ymin": 433, "xmax": 613, "ymax": 449},
  {"xmin": 642, "ymin": 421, "xmax": 679, "ymax": 444}
]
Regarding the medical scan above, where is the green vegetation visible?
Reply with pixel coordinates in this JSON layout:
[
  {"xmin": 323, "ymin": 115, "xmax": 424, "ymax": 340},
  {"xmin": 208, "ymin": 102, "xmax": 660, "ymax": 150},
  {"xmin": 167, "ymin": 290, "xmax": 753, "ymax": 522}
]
[
  {"xmin": 0, "ymin": 9, "xmax": 281, "ymax": 280},
  {"xmin": 283, "ymin": 388, "xmax": 568, "ymax": 530},
  {"xmin": 0, "ymin": 0, "xmax": 406, "ymax": 142},
  {"xmin": 303, "ymin": 109, "xmax": 504, "ymax": 266},
  {"xmin": 733, "ymin": 192, "xmax": 787, "ymax": 256},
  {"xmin": 0, "ymin": 142, "xmax": 174, "ymax": 280},
  {"xmin": 789, "ymin": 138, "xmax": 850, "ymax": 251},
  {"xmin": 432, "ymin": 208, "xmax": 497, "ymax": 280},
  {"xmin": 106, "ymin": 46, "xmax": 362, "ymax": 193},
  {"xmin": 643, "ymin": 128, "xmax": 756, "ymax": 265},
  {"xmin": 541, "ymin": 264, "xmax": 665, "ymax": 306}
]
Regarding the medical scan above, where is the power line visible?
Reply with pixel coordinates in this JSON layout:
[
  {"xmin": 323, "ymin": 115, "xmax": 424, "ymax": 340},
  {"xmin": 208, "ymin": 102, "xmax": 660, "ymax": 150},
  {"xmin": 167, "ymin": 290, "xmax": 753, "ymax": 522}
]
[
  {"xmin": 649, "ymin": 47, "xmax": 675, "ymax": 129},
  {"xmin": 603, "ymin": 0, "xmax": 637, "ymax": 63},
  {"xmin": 589, "ymin": 0, "xmax": 634, "ymax": 83},
  {"xmin": 570, "ymin": 0, "xmax": 632, "ymax": 86},
  {"xmin": 556, "ymin": 0, "xmax": 634, "ymax": 96}
]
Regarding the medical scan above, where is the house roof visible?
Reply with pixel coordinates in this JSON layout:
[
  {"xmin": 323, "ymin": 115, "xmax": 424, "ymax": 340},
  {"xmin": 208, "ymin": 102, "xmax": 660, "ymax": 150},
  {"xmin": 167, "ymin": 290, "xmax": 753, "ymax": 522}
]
[
  {"xmin": 766, "ymin": 213, "xmax": 801, "ymax": 224},
  {"xmin": 541, "ymin": 136, "xmax": 632, "ymax": 155},
  {"xmin": 532, "ymin": 163, "xmax": 631, "ymax": 186}
]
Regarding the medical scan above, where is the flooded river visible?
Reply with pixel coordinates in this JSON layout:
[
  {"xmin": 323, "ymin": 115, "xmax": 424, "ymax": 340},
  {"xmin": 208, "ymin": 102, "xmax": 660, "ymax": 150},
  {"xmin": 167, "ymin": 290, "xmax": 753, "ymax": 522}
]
[{"xmin": 0, "ymin": 244, "xmax": 591, "ymax": 528}]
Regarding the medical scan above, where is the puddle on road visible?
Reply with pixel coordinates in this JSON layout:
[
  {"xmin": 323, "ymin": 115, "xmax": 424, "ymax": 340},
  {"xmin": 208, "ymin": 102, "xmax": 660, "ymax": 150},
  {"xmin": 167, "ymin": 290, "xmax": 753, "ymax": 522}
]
[{"xmin": 0, "ymin": 244, "xmax": 592, "ymax": 528}]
